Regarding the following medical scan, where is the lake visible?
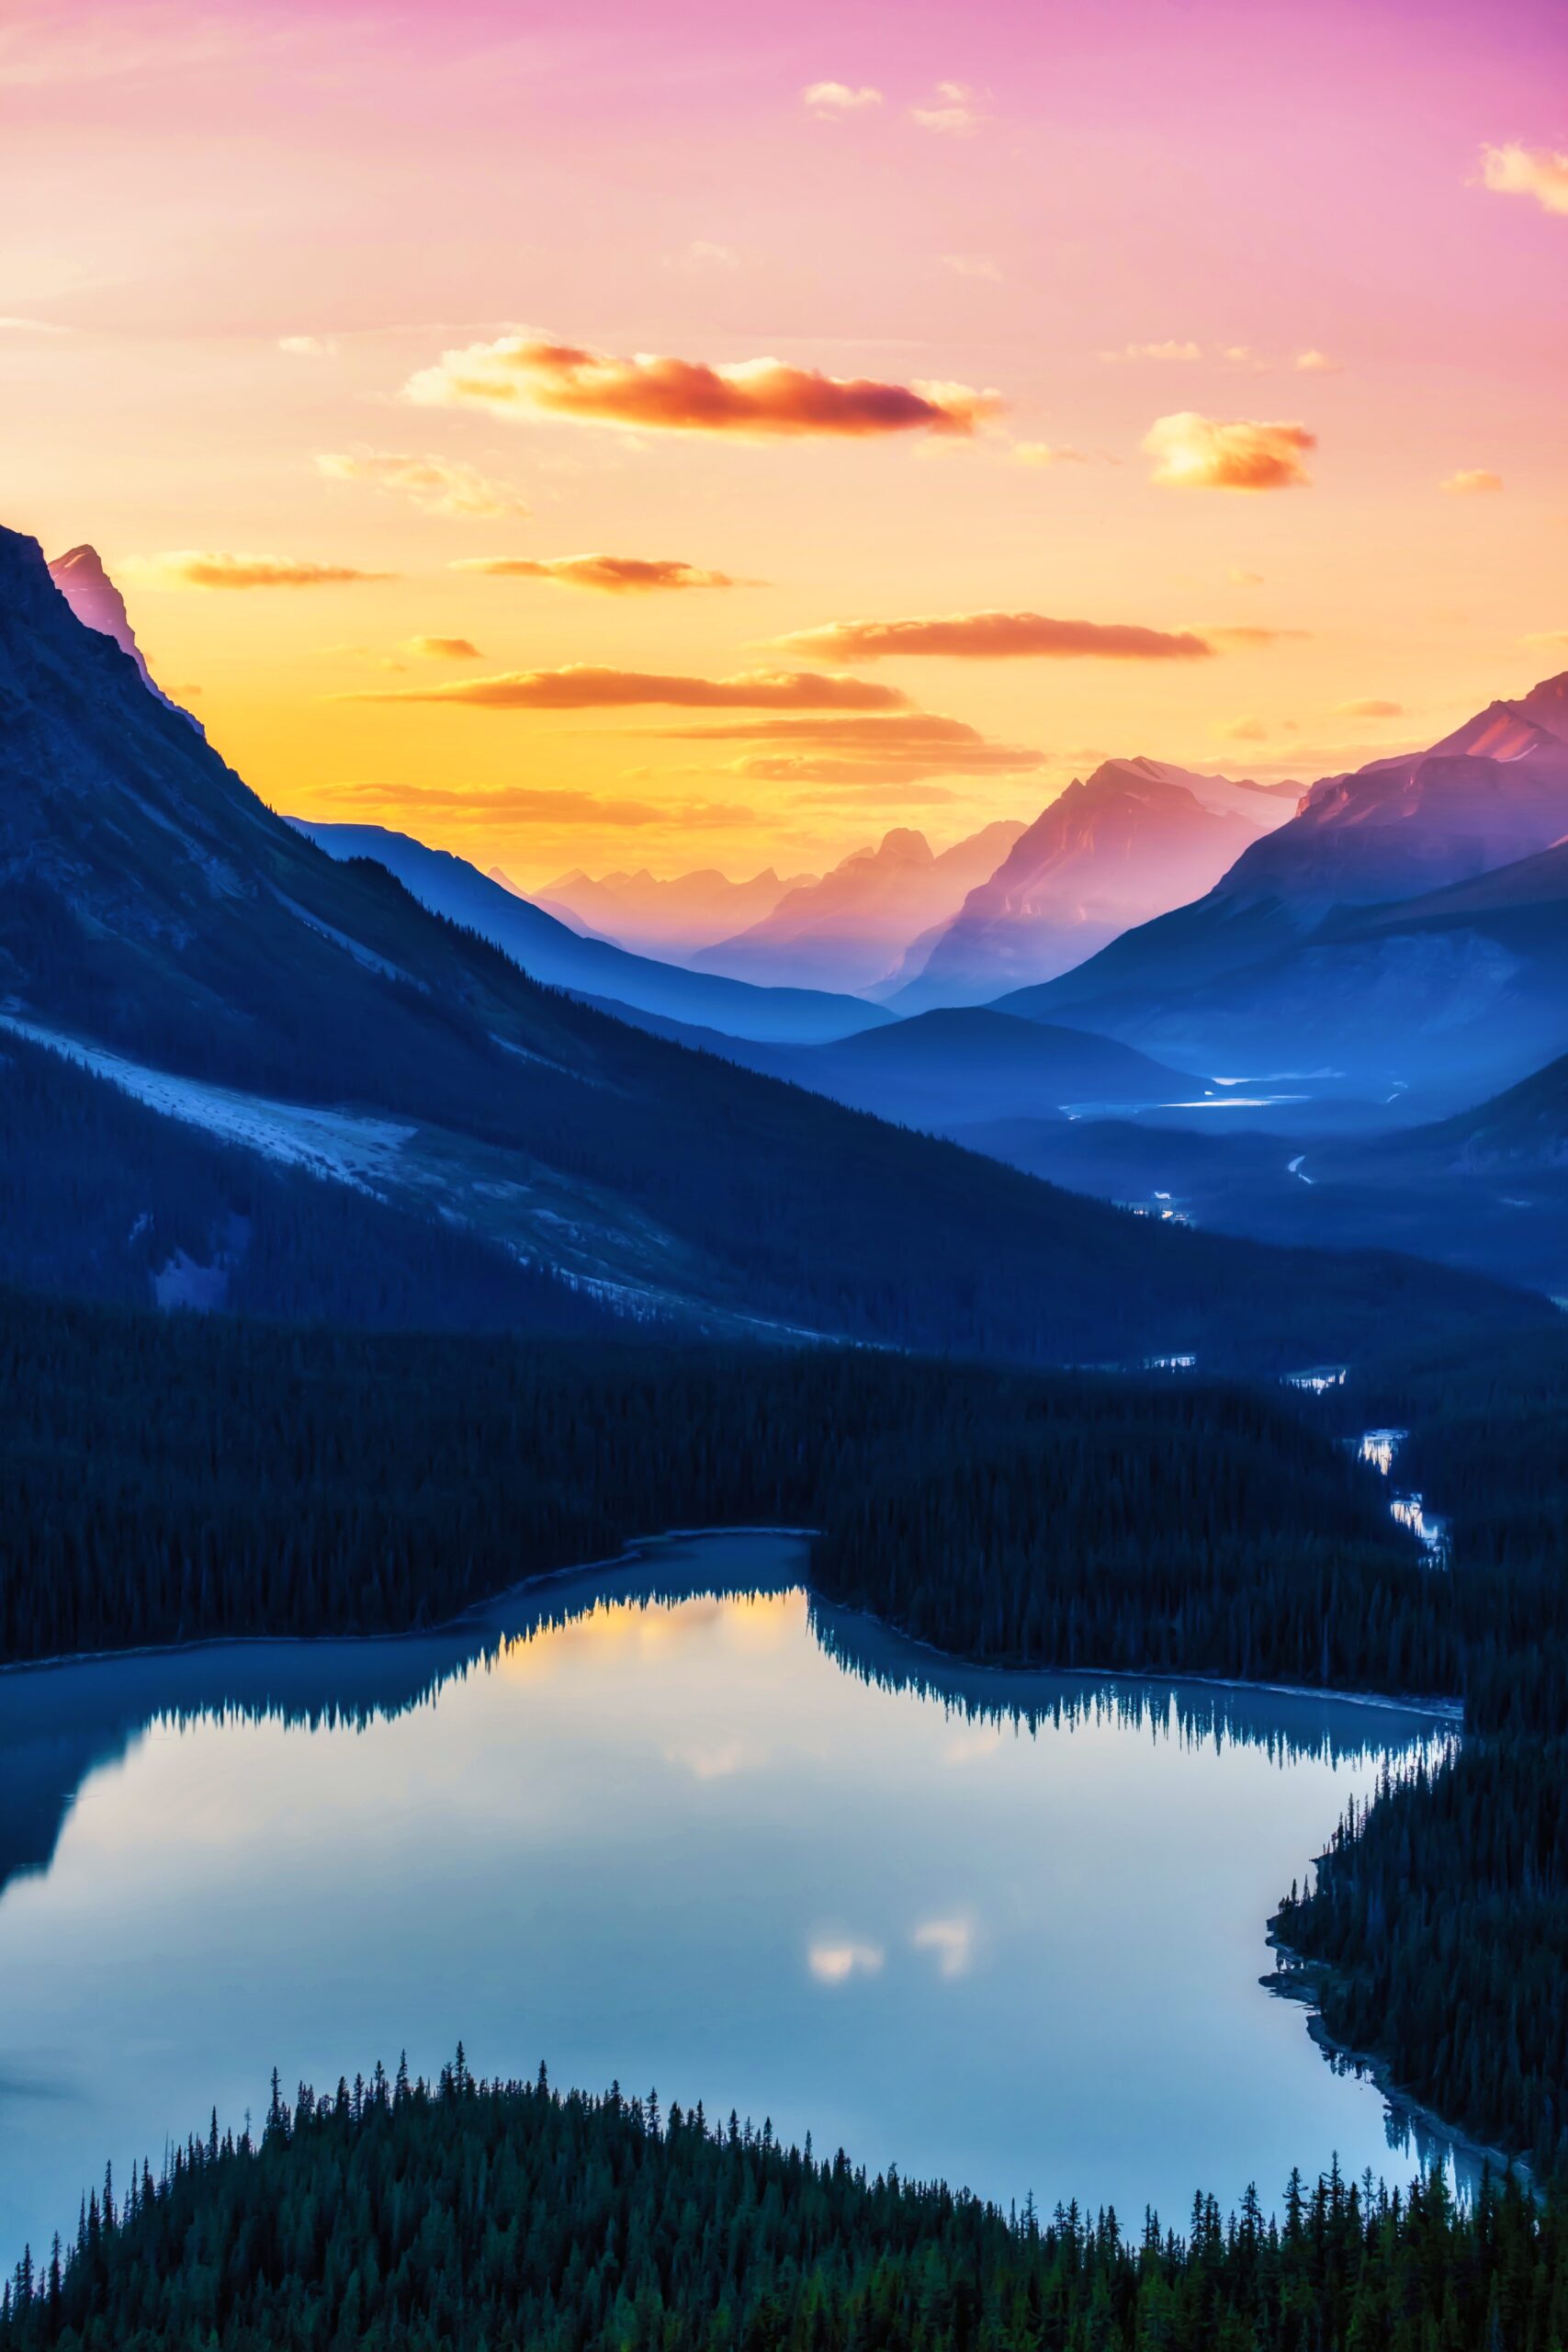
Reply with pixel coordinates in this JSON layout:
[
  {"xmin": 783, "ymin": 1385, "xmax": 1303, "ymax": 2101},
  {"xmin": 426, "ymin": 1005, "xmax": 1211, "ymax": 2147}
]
[{"xmin": 0, "ymin": 1531, "xmax": 1464, "ymax": 2267}]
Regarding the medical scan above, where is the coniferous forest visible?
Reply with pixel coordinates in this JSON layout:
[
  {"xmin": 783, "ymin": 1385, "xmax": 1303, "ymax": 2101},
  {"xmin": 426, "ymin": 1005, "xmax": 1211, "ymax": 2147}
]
[{"xmin": 6, "ymin": 2056, "xmax": 1568, "ymax": 2352}]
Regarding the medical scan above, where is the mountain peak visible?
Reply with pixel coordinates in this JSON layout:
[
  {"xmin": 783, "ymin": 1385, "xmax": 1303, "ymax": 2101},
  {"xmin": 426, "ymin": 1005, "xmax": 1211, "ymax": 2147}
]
[
  {"xmin": 875, "ymin": 827, "xmax": 935, "ymax": 864},
  {"xmin": 46, "ymin": 538, "xmax": 199, "ymax": 730}
]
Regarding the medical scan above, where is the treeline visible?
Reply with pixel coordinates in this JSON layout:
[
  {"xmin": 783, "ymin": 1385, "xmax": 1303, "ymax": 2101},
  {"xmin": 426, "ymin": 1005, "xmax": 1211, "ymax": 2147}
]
[
  {"xmin": 1275, "ymin": 1739, "xmax": 1568, "ymax": 2177},
  {"xmin": 1270, "ymin": 1329, "xmax": 1568, "ymax": 2174},
  {"xmin": 0, "ymin": 1282, "xmax": 1426, "ymax": 1683},
  {"xmin": 6, "ymin": 2058, "xmax": 1567, "ymax": 2352}
]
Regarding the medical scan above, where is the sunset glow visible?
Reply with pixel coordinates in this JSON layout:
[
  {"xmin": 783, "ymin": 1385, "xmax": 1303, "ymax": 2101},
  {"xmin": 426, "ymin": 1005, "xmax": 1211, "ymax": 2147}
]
[{"xmin": 4, "ymin": 0, "xmax": 1564, "ymax": 881}]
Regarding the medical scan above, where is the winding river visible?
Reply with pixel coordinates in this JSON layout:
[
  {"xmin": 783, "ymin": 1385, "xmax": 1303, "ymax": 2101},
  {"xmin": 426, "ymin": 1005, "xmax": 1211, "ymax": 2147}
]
[{"xmin": 0, "ymin": 1532, "xmax": 1467, "ymax": 2267}]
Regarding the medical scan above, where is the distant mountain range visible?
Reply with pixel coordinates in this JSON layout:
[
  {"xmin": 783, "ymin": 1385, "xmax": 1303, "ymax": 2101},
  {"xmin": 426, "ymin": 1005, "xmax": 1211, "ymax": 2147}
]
[
  {"xmin": 290, "ymin": 822, "xmax": 889, "ymax": 1046},
  {"xmin": 5, "ymin": 520, "xmax": 1528, "ymax": 1367},
  {"xmin": 1002, "ymin": 677, "xmax": 1568, "ymax": 1090},
  {"xmin": 536, "ymin": 864, "xmax": 816, "ymax": 959},
  {"xmin": 691, "ymin": 821, "xmax": 1027, "ymax": 993},
  {"xmin": 886, "ymin": 758, "xmax": 1294, "ymax": 1010}
]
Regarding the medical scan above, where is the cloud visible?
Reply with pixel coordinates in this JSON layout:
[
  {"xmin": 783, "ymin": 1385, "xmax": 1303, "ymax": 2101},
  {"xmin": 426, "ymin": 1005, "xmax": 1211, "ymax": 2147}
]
[
  {"xmin": 450, "ymin": 554, "xmax": 739, "ymax": 594},
  {"xmin": 404, "ymin": 636, "xmax": 481, "ymax": 660},
  {"xmin": 1523, "ymin": 629, "xmax": 1568, "ymax": 652},
  {"xmin": 1478, "ymin": 141, "xmax": 1568, "ymax": 218},
  {"xmin": 127, "ymin": 551, "xmax": 394, "ymax": 590},
  {"xmin": 803, "ymin": 80, "xmax": 883, "ymax": 117},
  {"xmin": 1229, "ymin": 568, "xmax": 1265, "ymax": 586},
  {"xmin": 940, "ymin": 253, "xmax": 1002, "ymax": 281},
  {"xmin": 911, "ymin": 82, "xmax": 986, "ymax": 134},
  {"xmin": 1295, "ymin": 349, "xmax": 1343, "ymax": 373},
  {"xmin": 1335, "ymin": 696, "xmax": 1404, "ymax": 718},
  {"xmin": 316, "ymin": 448, "xmax": 530, "ymax": 518},
  {"xmin": 1011, "ymin": 441, "xmax": 1090, "ymax": 468},
  {"xmin": 279, "ymin": 334, "xmax": 334, "ymax": 356},
  {"xmin": 1440, "ymin": 468, "xmax": 1503, "ymax": 495},
  {"xmin": 790, "ymin": 781, "xmax": 963, "ymax": 805},
  {"xmin": 1213, "ymin": 715, "xmax": 1270, "ymax": 741},
  {"xmin": 404, "ymin": 335, "xmax": 1001, "ymax": 439},
  {"xmin": 1105, "ymin": 340, "xmax": 1203, "ymax": 362},
  {"xmin": 911, "ymin": 1916, "xmax": 975, "ymax": 1978},
  {"xmin": 0, "ymin": 314, "xmax": 67, "ymax": 334},
  {"xmin": 772, "ymin": 610, "xmax": 1214, "ymax": 662},
  {"xmin": 310, "ymin": 780, "xmax": 754, "ymax": 829},
  {"xmin": 1195, "ymin": 624, "xmax": 1312, "ymax": 647},
  {"xmin": 807, "ymin": 1939, "xmax": 885, "ymax": 1983},
  {"xmin": 1145, "ymin": 412, "xmax": 1315, "ymax": 491},
  {"xmin": 333, "ymin": 666, "xmax": 908, "ymax": 711},
  {"xmin": 664, "ymin": 239, "xmax": 739, "ymax": 271}
]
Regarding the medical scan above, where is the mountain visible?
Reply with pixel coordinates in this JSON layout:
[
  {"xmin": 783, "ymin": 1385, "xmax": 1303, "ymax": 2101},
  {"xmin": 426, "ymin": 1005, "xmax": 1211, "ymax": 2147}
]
[
  {"xmin": 537, "ymin": 865, "xmax": 814, "ymax": 959},
  {"xmin": 289, "ymin": 822, "xmax": 890, "ymax": 1046},
  {"xmin": 0, "ymin": 519, "xmax": 1540, "ymax": 1368},
  {"xmin": 692, "ymin": 821, "xmax": 1027, "ymax": 993},
  {"xmin": 1003, "ymin": 676, "xmax": 1568, "ymax": 1088},
  {"xmin": 666, "ymin": 1009, "xmax": 1203, "ymax": 1132},
  {"xmin": 886, "ymin": 759, "xmax": 1292, "ymax": 1011},
  {"xmin": 47, "ymin": 542, "xmax": 197, "ymax": 727}
]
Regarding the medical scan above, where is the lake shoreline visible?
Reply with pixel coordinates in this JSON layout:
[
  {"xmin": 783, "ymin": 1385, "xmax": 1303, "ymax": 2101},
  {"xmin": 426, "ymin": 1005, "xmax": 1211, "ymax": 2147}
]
[
  {"xmin": 0, "ymin": 1526, "xmax": 1463, "ymax": 1725},
  {"xmin": 1262, "ymin": 1935, "xmax": 1533, "ymax": 2196}
]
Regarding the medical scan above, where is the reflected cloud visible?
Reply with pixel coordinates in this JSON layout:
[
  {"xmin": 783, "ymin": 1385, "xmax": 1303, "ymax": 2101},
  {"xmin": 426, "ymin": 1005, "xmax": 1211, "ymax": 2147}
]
[
  {"xmin": 912, "ymin": 1915, "xmax": 976, "ymax": 1977},
  {"xmin": 807, "ymin": 1938, "xmax": 885, "ymax": 1984},
  {"xmin": 942, "ymin": 1724, "xmax": 1003, "ymax": 1765},
  {"xmin": 663, "ymin": 1736, "xmax": 755, "ymax": 1781}
]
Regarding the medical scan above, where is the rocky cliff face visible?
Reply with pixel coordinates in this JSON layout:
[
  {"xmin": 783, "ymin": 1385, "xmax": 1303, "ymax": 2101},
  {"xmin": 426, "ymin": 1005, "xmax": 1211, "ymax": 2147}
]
[{"xmin": 46, "ymin": 543, "xmax": 201, "ymax": 729}]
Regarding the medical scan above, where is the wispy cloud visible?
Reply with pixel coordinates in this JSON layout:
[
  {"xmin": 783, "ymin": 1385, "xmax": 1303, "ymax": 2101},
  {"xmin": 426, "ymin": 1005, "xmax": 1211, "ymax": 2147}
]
[
  {"xmin": 403, "ymin": 636, "xmax": 481, "ymax": 660},
  {"xmin": 665, "ymin": 714, "xmax": 1041, "ymax": 780},
  {"xmin": 128, "ymin": 551, "xmax": 395, "ymax": 589},
  {"xmin": 1011, "ymin": 442, "xmax": 1091, "ymax": 468},
  {"xmin": 1523, "ymin": 629, "xmax": 1568, "ymax": 652},
  {"xmin": 939, "ymin": 253, "xmax": 1002, "ymax": 282},
  {"xmin": 316, "ymin": 449, "xmax": 530, "ymax": 518},
  {"xmin": 1294, "ymin": 348, "xmax": 1344, "ymax": 373},
  {"xmin": 1478, "ymin": 141, "xmax": 1568, "ymax": 218},
  {"xmin": 771, "ymin": 611, "xmax": 1214, "ymax": 662},
  {"xmin": 0, "ymin": 314, "xmax": 68, "ymax": 334},
  {"xmin": 279, "ymin": 333, "xmax": 334, "ymax": 357},
  {"xmin": 1145, "ymin": 412, "xmax": 1315, "ymax": 491},
  {"xmin": 1213, "ymin": 715, "xmax": 1271, "ymax": 741},
  {"xmin": 1195, "ymin": 624, "xmax": 1311, "ymax": 647},
  {"xmin": 1335, "ymin": 696, "xmax": 1404, "ymax": 718},
  {"xmin": 334, "ymin": 666, "xmax": 908, "ymax": 711},
  {"xmin": 451, "ymin": 554, "xmax": 739, "ymax": 593},
  {"xmin": 405, "ymin": 334, "xmax": 1001, "ymax": 439},
  {"xmin": 803, "ymin": 80, "xmax": 883, "ymax": 118},
  {"xmin": 663, "ymin": 239, "xmax": 740, "ymax": 271},
  {"xmin": 1102, "ymin": 340, "xmax": 1203, "ymax": 362},
  {"xmin": 1440, "ymin": 468, "xmax": 1503, "ymax": 494},
  {"xmin": 911, "ymin": 1916, "xmax": 976, "ymax": 1978},
  {"xmin": 310, "ymin": 780, "xmax": 755, "ymax": 830}
]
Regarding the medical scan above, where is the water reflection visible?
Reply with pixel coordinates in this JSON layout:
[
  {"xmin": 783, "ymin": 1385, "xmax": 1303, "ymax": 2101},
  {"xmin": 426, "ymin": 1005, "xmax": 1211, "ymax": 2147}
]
[{"xmin": 0, "ymin": 1532, "xmax": 1469, "ymax": 2271}]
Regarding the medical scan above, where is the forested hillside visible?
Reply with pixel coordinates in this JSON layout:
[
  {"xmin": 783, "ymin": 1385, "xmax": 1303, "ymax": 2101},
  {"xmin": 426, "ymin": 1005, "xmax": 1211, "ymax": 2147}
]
[{"xmin": 5, "ymin": 2059, "xmax": 1564, "ymax": 2352}]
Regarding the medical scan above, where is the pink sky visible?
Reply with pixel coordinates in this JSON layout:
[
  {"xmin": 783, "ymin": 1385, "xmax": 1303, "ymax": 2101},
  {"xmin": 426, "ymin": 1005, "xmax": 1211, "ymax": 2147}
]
[{"xmin": 3, "ymin": 0, "xmax": 1564, "ymax": 879}]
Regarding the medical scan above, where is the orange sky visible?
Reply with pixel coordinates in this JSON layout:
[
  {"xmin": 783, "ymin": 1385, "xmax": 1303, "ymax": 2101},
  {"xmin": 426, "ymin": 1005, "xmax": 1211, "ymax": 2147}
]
[{"xmin": 3, "ymin": 0, "xmax": 1565, "ymax": 882}]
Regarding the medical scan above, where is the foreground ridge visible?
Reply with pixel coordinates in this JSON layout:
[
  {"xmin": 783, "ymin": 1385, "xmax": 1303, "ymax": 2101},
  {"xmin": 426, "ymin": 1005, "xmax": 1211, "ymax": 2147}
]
[{"xmin": 4, "ymin": 2055, "xmax": 1559, "ymax": 2352}]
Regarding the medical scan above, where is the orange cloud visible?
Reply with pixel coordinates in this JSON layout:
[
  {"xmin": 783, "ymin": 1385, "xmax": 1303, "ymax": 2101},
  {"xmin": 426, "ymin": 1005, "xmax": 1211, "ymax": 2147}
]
[
  {"xmin": 1523, "ymin": 629, "xmax": 1568, "ymax": 652},
  {"xmin": 127, "ymin": 551, "xmax": 395, "ymax": 589},
  {"xmin": 771, "ymin": 611, "xmax": 1214, "ymax": 662},
  {"xmin": 1441, "ymin": 468, "xmax": 1503, "ymax": 494},
  {"xmin": 803, "ymin": 80, "xmax": 883, "ymax": 116},
  {"xmin": 404, "ymin": 636, "xmax": 481, "ymax": 660},
  {"xmin": 334, "ymin": 666, "xmax": 909, "ymax": 711},
  {"xmin": 1335, "ymin": 696, "xmax": 1404, "ymax": 718},
  {"xmin": 1479, "ymin": 142, "xmax": 1568, "ymax": 218},
  {"xmin": 1213, "ymin": 715, "xmax": 1270, "ymax": 741},
  {"xmin": 658, "ymin": 713, "xmax": 1032, "ymax": 759},
  {"xmin": 404, "ymin": 335, "xmax": 1001, "ymax": 439},
  {"xmin": 316, "ymin": 448, "xmax": 529, "ymax": 517},
  {"xmin": 451, "ymin": 554, "xmax": 739, "ymax": 593},
  {"xmin": 1145, "ymin": 413, "xmax": 1315, "ymax": 491}
]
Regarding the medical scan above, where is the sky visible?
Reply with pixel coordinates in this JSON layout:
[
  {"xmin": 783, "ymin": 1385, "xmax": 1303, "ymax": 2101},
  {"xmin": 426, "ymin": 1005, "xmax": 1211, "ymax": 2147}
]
[{"xmin": 3, "ymin": 0, "xmax": 1565, "ymax": 884}]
